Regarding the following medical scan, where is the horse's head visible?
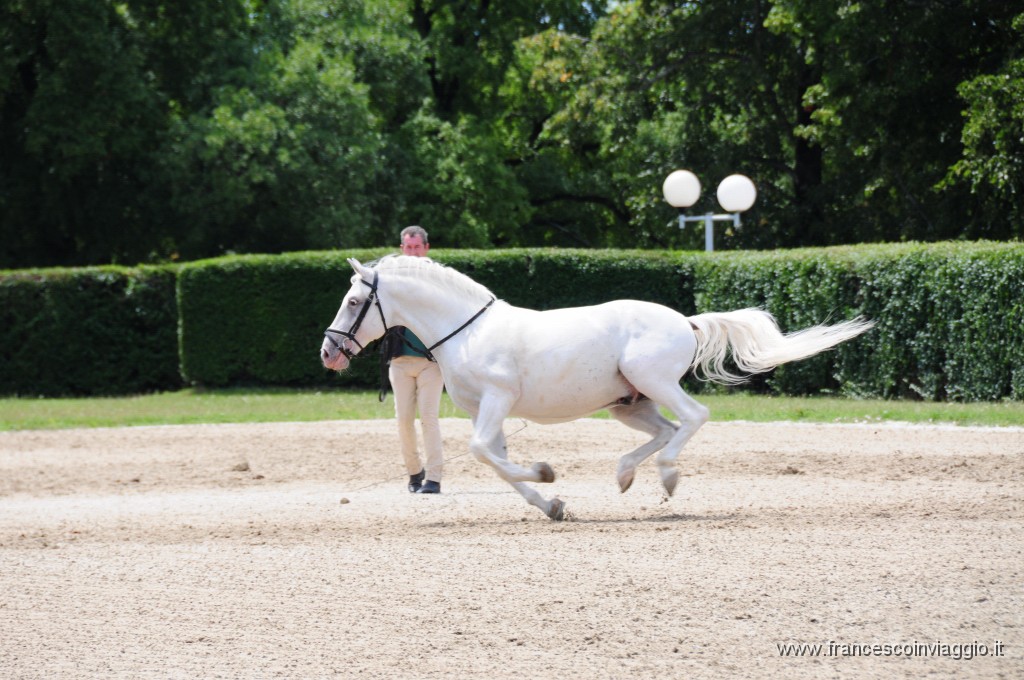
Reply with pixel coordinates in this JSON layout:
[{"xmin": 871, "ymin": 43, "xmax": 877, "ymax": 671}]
[{"xmin": 320, "ymin": 258, "xmax": 387, "ymax": 371}]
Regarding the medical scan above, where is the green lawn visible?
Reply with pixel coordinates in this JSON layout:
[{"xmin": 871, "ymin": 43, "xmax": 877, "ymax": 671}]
[{"xmin": 1, "ymin": 388, "xmax": 1022, "ymax": 430}]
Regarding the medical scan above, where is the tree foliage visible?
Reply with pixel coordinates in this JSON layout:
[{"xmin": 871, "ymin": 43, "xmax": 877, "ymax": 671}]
[
  {"xmin": 0, "ymin": 1, "xmax": 1021, "ymax": 267},
  {"xmin": 944, "ymin": 13, "xmax": 1024, "ymax": 232}
]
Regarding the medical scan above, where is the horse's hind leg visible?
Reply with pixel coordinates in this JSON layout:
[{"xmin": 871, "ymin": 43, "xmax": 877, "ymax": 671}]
[
  {"xmin": 654, "ymin": 388, "xmax": 709, "ymax": 496},
  {"xmin": 624, "ymin": 384, "xmax": 709, "ymax": 496},
  {"xmin": 609, "ymin": 400, "xmax": 678, "ymax": 493}
]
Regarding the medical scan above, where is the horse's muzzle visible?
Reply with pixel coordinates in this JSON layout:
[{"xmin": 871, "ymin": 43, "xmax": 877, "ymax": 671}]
[{"xmin": 320, "ymin": 341, "xmax": 351, "ymax": 371}]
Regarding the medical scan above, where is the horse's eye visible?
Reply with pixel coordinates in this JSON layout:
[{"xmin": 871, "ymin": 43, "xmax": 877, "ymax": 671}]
[{"xmin": 348, "ymin": 298, "xmax": 361, "ymax": 307}]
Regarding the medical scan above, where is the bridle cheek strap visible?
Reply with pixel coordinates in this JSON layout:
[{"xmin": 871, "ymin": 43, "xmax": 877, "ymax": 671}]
[{"xmin": 323, "ymin": 273, "xmax": 387, "ymax": 360}]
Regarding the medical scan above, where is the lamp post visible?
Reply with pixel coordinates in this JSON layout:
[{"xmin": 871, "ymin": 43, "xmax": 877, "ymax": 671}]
[{"xmin": 662, "ymin": 170, "xmax": 757, "ymax": 252}]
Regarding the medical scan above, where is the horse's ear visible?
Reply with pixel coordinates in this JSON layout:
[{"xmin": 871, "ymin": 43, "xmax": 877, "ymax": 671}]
[{"xmin": 347, "ymin": 258, "xmax": 372, "ymax": 280}]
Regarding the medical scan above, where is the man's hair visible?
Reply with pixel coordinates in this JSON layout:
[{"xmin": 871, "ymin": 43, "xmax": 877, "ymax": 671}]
[{"xmin": 400, "ymin": 225, "xmax": 429, "ymax": 243}]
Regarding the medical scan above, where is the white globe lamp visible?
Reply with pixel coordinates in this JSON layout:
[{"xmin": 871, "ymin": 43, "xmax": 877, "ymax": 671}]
[
  {"xmin": 716, "ymin": 174, "xmax": 757, "ymax": 213},
  {"xmin": 662, "ymin": 170, "xmax": 702, "ymax": 208}
]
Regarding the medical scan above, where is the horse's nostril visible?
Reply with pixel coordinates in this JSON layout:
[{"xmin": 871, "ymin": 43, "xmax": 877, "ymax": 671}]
[{"xmin": 321, "ymin": 348, "xmax": 329, "ymax": 360}]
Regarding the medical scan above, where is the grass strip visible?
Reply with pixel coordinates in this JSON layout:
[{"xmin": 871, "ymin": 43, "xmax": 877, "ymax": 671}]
[{"xmin": 1, "ymin": 388, "xmax": 1021, "ymax": 431}]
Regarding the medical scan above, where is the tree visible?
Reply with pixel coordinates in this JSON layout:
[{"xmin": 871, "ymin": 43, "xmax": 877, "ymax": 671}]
[
  {"xmin": 392, "ymin": 1, "xmax": 608, "ymax": 246},
  {"xmin": 410, "ymin": 0, "xmax": 605, "ymax": 119},
  {"xmin": 496, "ymin": 29, "xmax": 629, "ymax": 247},
  {"xmin": 158, "ymin": 38, "xmax": 384, "ymax": 258},
  {"xmin": 943, "ymin": 13, "xmax": 1024, "ymax": 236},
  {"xmin": 390, "ymin": 105, "xmax": 531, "ymax": 247},
  {"xmin": 501, "ymin": 0, "xmax": 1023, "ymax": 249},
  {"xmin": 771, "ymin": 0, "xmax": 1021, "ymax": 243},
  {"xmin": 499, "ymin": 1, "xmax": 812, "ymax": 249},
  {"xmin": 2, "ymin": 0, "xmax": 1021, "ymax": 268},
  {"xmin": 0, "ymin": 0, "xmax": 166, "ymax": 266}
]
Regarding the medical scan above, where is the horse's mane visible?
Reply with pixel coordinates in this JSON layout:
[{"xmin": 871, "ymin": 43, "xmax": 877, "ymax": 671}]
[{"xmin": 370, "ymin": 255, "xmax": 495, "ymax": 301}]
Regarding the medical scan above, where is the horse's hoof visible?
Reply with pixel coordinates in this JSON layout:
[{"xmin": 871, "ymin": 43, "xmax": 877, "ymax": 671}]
[
  {"xmin": 532, "ymin": 462, "xmax": 555, "ymax": 483},
  {"xmin": 661, "ymin": 468, "xmax": 679, "ymax": 497},
  {"xmin": 617, "ymin": 467, "xmax": 635, "ymax": 493},
  {"xmin": 547, "ymin": 498, "xmax": 565, "ymax": 521}
]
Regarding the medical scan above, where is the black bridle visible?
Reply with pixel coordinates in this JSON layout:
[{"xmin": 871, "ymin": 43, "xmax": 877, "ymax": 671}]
[
  {"xmin": 323, "ymin": 271, "xmax": 495, "ymax": 361},
  {"xmin": 323, "ymin": 272, "xmax": 385, "ymax": 360}
]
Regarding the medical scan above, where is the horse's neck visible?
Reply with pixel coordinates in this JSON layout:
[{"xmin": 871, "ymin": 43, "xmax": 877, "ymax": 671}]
[{"xmin": 382, "ymin": 274, "xmax": 489, "ymax": 352}]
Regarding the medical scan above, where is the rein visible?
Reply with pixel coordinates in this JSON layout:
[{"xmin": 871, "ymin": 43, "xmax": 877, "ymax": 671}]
[
  {"xmin": 323, "ymin": 270, "xmax": 495, "ymax": 361},
  {"xmin": 421, "ymin": 297, "xmax": 495, "ymax": 358}
]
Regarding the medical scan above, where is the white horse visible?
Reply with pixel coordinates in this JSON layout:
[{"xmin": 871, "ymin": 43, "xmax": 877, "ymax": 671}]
[{"xmin": 320, "ymin": 255, "xmax": 873, "ymax": 520}]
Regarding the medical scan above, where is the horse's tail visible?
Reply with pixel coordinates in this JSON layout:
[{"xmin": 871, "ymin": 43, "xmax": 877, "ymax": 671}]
[{"xmin": 687, "ymin": 308, "xmax": 874, "ymax": 385}]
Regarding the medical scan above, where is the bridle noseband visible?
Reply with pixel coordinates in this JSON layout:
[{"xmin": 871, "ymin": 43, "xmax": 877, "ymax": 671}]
[{"xmin": 323, "ymin": 270, "xmax": 495, "ymax": 361}]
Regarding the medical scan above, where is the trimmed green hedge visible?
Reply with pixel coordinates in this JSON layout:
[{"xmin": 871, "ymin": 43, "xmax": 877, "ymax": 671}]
[
  {"xmin": 3, "ymin": 242, "xmax": 1021, "ymax": 400},
  {"xmin": 687, "ymin": 242, "xmax": 1024, "ymax": 400},
  {"xmin": 0, "ymin": 265, "xmax": 181, "ymax": 396},
  {"xmin": 177, "ymin": 249, "xmax": 391, "ymax": 388}
]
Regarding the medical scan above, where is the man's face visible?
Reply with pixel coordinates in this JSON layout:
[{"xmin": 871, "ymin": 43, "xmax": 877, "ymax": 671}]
[{"xmin": 400, "ymin": 234, "xmax": 429, "ymax": 257}]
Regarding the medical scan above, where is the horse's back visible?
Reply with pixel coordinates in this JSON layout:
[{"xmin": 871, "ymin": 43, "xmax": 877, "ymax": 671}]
[
  {"xmin": 502, "ymin": 300, "xmax": 691, "ymax": 351},
  {"xmin": 519, "ymin": 298, "xmax": 683, "ymax": 328}
]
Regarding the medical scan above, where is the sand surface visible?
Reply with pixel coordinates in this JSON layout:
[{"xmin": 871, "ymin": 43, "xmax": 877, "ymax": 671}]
[{"xmin": 1, "ymin": 418, "xmax": 1022, "ymax": 678}]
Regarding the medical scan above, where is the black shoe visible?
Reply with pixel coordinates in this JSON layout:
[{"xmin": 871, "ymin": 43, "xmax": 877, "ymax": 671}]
[
  {"xmin": 408, "ymin": 469, "xmax": 425, "ymax": 493},
  {"xmin": 417, "ymin": 480, "xmax": 441, "ymax": 494}
]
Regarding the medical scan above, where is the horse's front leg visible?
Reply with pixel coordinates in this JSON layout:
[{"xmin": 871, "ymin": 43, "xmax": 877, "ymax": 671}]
[
  {"xmin": 469, "ymin": 394, "xmax": 554, "ymax": 485},
  {"xmin": 486, "ymin": 431, "xmax": 565, "ymax": 521},
  {"xmin": 470, "ymin": 395, "xmax": 562, "ymax": 520}
]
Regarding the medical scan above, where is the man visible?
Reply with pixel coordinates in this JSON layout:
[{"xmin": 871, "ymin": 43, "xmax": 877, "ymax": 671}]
[{"xmin": 385, "ymin": 226, "xmax": 445, "ymax": 494}]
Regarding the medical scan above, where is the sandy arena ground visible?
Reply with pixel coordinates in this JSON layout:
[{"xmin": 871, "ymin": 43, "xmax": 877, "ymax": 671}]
[{"xmin": 0, "ymin": 418, "xmax": 1022, "ymax": 679}]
